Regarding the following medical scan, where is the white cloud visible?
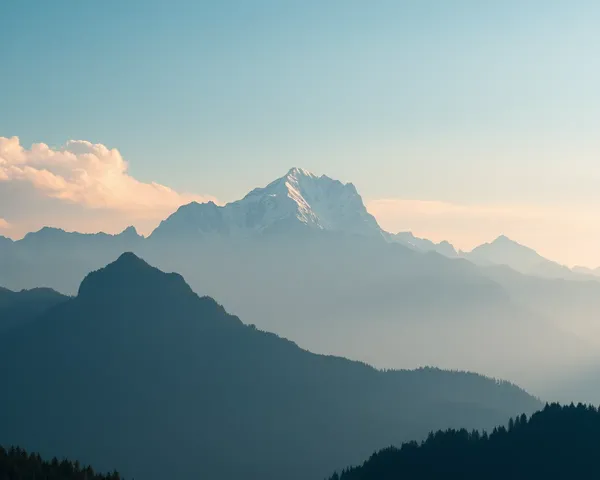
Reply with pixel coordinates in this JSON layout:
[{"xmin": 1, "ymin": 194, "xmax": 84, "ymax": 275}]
[
  {"xmin": 0, "ymin": 218, "xmax": 10, "ymax": 230},
  {"xmin": 0, "ymin": 136, "xmax": 216, "ymax": 237}
]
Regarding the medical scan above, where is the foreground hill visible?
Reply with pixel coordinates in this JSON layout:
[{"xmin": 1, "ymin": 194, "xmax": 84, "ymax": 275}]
[
  {"xmin": 330, "ymin": 403, "xmax": 600, "ymax": 480},
  {"xmin": 0, "ymin": 254, "xmax": 540, "ymax": 480},
  {"xmin": 0, "ymin": 445, "xmax": 120, "ymax": 480}
]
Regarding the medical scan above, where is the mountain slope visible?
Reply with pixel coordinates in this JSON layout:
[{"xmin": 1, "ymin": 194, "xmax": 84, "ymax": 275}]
[
  {"xmin": 386, "ymin": 231, "xmax": 457, "ymax": 257},
  {"xmin": 0, "ymin": 286, "xmax": 67, "ymax": 332},
  {"xmin": 142, "ymin": 234, "xmax": 590, "ymax": 393},
  {"xmin": 0, "ymin": 170, "xmax": 597, "ymax": 398},
  {"xmin": 329, "ymin": 403, "xmax": 600, "ymax": 480},
  {"xmin": 572, "ymin": 265, "xmax": 600, "ymax": 277},
  {"xmin": 0, "ymin": 235, "xmax": 12, "ymax": 246},
  {"xmin": 150, "ymin": 167, "xmax": 383, "ymax": 240},
  {"xmin": 462, "ymin": 235, "xmax": 586, "ymax": 280},
  {"xmin": 0, "ymin": 254, "xmax": 541, "ymax": 480},
  {"xmin": 0, "ymin": 226, "xmax": 144, "ymax": 292}
]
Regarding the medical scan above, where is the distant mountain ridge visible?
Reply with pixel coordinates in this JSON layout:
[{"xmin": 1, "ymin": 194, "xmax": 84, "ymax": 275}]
[
  {"xmin": 0, "ymin": 286, "xmax": 67, "ymax": 333},
  {"xmin": 572, "ymin": 265, "xmax": 600, "ymax": 277},
  {"xmin": 460, "ymin": 235, "xmax": 592, "ymax": 280},
  {"xmin": 1, "ymin": 167, "xmax": 599, "ymax": 401},
  {"xmin": 1, "ymin": 168, "xmax": 592, "ymax": 279},
  {"xmin": 0, "ymin": 253, "xmax": 541, "ymax": 480},
  {"xmin": 385, "ymin": 231, "xmax": 458, "ymax": 257},
  {"xmin": 19, "ymin": 225, "xmax": 143, "ymax": 246}
]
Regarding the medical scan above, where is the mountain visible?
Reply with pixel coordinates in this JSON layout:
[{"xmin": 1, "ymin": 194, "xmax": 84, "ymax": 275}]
[
  {"xmin": 142, "ymin": 233, "xmax": 592, "ymax": 394},
  {"xmin": 0, "ymin": 235, "xmax": 12, "ymax": 246},
  {"xmin": 386, "ymin": 231, "xmax": 457, "ymax": 257},
  {"xmin": 18, "ymin": 225, "xmax": 143, "ymax": 250},
  {"xmin": 329, "ymin": 403, "xmax": 600, "ymax": 480},
  {"xmin": 0, "ymin": 286, "xmax": 67, "ymax": 333},
  {"xmin": 150, "ymin": 167, "xmax": 383, "ymax": 240},
  {"xmin": 572, "ymin": 265, "xmax": 600, "ymax": 277},
  {"xmin": 0, "ymin": 169, "xmax": 599, "ymax": 399},
  {"xmin": 0, "ymin": 225, "xmax": 144, "ymax": 292},
  {"xmin": 0, "ymin": 253, "xmax": 541, "ymax": 480},
  {"xmin": 461, "ymin": 235, "xmax": 587, "ymax": 280}
]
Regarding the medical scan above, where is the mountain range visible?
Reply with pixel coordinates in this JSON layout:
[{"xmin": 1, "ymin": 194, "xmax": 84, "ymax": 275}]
[
  {"xmin": 2, "ymin": 167, "xmax": 594, "ymax": 280},
  {"xmin": 0, "ymin": 253, "xmax": 540, "ymax": 480},
  {"xmin": 1, "ymin": 168, "xmax": 600, "ymax": 400}
]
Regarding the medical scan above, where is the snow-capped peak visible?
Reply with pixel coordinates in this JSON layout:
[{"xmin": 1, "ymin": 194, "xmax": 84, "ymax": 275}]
[
  {"xmin": 286, "ymin": 166, "xmax": 316, "ymax": 178},
  {"xmin": 151, "ymin": 168, "xmax": 383, "ymax": 239},
  {"xmin": 236, "ymin": 167, "xmax": 380, "ymax": 235}
]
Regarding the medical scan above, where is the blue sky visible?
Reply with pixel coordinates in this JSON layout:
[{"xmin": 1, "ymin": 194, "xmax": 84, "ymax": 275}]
[{"xmin": 1, "ymin": 1, "xmax": 600, "ymax": 265}]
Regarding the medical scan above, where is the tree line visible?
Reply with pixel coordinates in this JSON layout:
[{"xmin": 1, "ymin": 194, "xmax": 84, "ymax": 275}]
[
  {"xmin": 0, "ymin": 445, "xmax": 121, "ymax": 480},
  {"xmin": 330, "ymin": 403, "xmax": 600, "ymax": 479}
]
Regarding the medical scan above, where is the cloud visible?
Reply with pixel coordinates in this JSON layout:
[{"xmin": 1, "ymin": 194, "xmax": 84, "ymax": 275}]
[
  {"xmin": 367, "ymin": 198, "xmax": 600, "ymax": 267},
  {"xmin": 0, "ymin": 218, "xmax": 10, "ymax": 230},
  {"xmin": 0, "ymin": 136, "xmax": 215, "ymax": 237}
]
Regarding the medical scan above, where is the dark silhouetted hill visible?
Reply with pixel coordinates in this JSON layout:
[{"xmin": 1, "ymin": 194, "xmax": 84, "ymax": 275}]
[
  {"xmin": 329, "ymin": 403, "xmax": 600, "ymax": 480},
  {"xmin": 0, "ymin": 254, "xmax": 540, "ymax": 480}
]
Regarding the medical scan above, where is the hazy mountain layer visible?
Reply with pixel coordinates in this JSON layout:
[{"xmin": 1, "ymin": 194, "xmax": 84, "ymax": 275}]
[
  {"xmin": 461, "ymin": 235, "xmax": 590, "ymax": 280},
  {"xmin": 1, "ymin": 169, "xmax": 599, "ymax": 401},
  {"xmin": 0, "ymin": 286, "xmax": 67, "ymax": 333},
  {"xmin": 0, "ymin": 254, "xmax": 540, "ymax": 480}
]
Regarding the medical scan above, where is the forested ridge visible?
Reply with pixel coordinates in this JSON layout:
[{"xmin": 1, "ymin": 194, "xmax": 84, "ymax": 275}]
[
  {"xmin": 0, "ymin": 445, "xmax": 120, "ymax": 480},
  {"xmin": 330, "ymin": 403, "xmax": 600, "ymax": 480}
]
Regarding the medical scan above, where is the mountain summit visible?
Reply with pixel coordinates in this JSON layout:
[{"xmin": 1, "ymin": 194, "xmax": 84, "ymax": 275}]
[
  {"xmin": 462, "ymin": 235, "xmax": 581, "ymax": 279},
  {"xmin": 464, "ymin": 235, "xmax": 542, "ymax": 268},
  {"xmin": 150, "ymin": 167, "xmax": 383, "ymax": 239}
]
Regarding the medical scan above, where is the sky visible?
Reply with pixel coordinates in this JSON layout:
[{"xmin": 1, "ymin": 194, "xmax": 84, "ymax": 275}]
[{"xmin": 1, "ymin": 0, "xmax": 600, "ymax": 266}]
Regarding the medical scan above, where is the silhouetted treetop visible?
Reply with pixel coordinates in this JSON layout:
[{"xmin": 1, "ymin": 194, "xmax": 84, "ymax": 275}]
[
  {"xmin": 0, "ymin": 444, "xmax": 121, "ymax": 480},
  {"xmin": 330, "ymin": 403, "xmax": 600, "ymax": 480}
]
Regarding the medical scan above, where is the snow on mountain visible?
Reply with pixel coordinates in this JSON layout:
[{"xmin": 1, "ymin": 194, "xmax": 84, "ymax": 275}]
[{"xmin": 151, "ymin": 167, "xmax": 383, "ymax": 239}]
